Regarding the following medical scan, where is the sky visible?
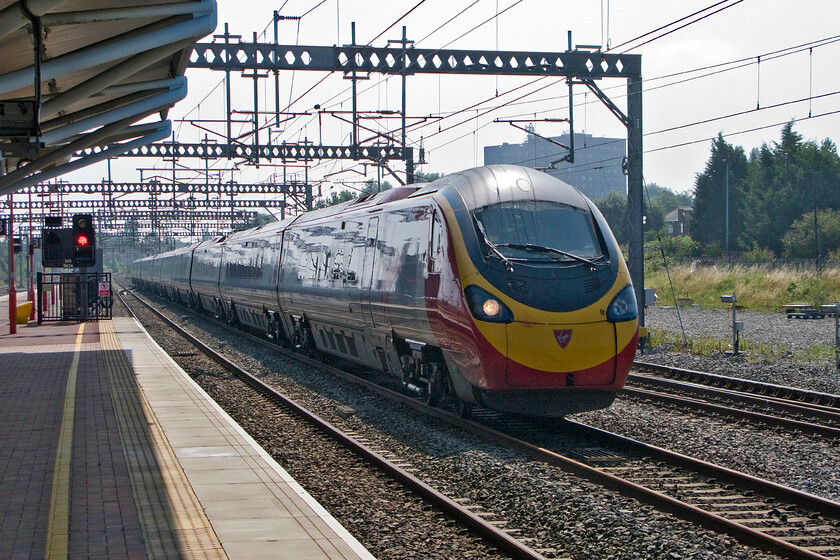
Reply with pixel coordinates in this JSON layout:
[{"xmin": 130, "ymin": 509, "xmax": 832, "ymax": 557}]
[{"xmin": 64, "ymin": 0, "xmax": 840, "ymax": 197}]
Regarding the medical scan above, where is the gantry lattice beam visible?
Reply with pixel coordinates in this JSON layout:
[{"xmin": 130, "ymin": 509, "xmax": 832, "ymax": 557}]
[
  {"xmin": 188, "ymin": 42, "xmax": 640, "ymax": 78},
  {"xmin": 17, "ymin": 181, "xmax": 308, "ymax": 196},
  {"xmin": 75, "ymin": 142, "xmax": 413, "ymax": 163},
  {"xmin": 3, "ymin": 199, "xmax": 289, "ymax": 211}
]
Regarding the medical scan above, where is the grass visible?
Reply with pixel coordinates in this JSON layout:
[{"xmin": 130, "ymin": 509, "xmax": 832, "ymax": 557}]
[
  {"xmin": 643, "ymin": 263, "xmax": 840, "ymax": 362},
  {"xmin": 645, "ymin": 263, "xmax": 840, "ymax": 311},
  {"xmin": 644, "ymin": 328, "xmax": 834, "ymax": 364}
]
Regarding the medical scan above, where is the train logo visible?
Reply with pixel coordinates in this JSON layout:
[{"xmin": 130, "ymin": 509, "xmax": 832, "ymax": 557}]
[{"xmin": 554, "ymin": 329, "xmax": 572, "ymax": 349}]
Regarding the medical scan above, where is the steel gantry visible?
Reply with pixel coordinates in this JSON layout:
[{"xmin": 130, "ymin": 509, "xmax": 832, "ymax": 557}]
[
  {"xmin": 1, "ymin": 181, "xmax": 301, "ymax": 241},
  {"xmin": 178, "ymin": 30, "xmax": 646, "ymax": 326}
]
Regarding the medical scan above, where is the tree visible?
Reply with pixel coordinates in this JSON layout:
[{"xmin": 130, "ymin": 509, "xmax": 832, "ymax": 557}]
[
  {"xmin": 414, "ymin": 171, "xmax": 443, "ymax": 183},
  {"xmin": 781, "ymin": 208, "xmax": 840, "ymax": 258},
  {"xmin": 594, "ymin": 192, "xmax": 628, "ymax": 244},
  {"xmin": 361, "ymin": 179, "xmax": 393, "ymax": 195},
  {"xmin": 690, "ymin": 133, "xmax": 748, "ymax": 252},
  {"xmin": 314, "ymin": 189, "xmax": 356, "ymax": 209},
  {"xmin": 644, "ymin": 182, "xmax": 693, "ymax": 217},
  {"xmin": 740, "ymin": 122, "xmax": 840, "ymax": 254},
  {"xmin": 236, "ymin": 212, "xmax": 276, "ymax": 229}
]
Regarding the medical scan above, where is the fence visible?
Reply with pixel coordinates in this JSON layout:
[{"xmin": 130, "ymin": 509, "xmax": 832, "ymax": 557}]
[{"xmin": 37, "ymin": 272, "xmax": 112, "ymax": 323}]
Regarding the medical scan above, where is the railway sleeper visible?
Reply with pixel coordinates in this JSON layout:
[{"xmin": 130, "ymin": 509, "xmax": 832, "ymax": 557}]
[{"xmin": 763, "ymin": 526, "xmax": 840, "ymax": 536}]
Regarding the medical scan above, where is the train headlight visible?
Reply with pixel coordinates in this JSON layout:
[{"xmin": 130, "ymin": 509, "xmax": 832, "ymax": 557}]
[
  {"xmin": 607, "ymin": 284, "xmax": 638, "ymax": 322},
  {"xmin": 483, "ymin": 298, "xmax": 502, "ymax": 317},
  {"xmin": 465, "ymin": 285, "xmax": 513, "ymax": 323}
]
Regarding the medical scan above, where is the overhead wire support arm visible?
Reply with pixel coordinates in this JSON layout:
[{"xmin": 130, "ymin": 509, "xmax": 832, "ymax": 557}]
[
  {"xmin": 572, "ymin": 77, "xmax": 630, "ymax": 127},
  {"xmin": 494, "ymin": 118, "xmax": 571, "ymax": 150}
]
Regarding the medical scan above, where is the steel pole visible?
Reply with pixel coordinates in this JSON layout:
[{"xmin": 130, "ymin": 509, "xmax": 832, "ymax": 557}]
[
  {"xmin": 28, "ymin": 190, "xmax": 34, "ymax": 319},
  {"xmin": 8, "ymin": 194, "xmax": 16, "ymax": 334},
  {"xmin": 627, "ymin": 73, "xmax": 644, "ymax": 328}
]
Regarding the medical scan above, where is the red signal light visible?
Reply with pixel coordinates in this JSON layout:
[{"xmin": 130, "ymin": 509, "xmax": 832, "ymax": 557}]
[{"xmin": 76, "ymin": 235, "xmax": 89, "ymax": 246}]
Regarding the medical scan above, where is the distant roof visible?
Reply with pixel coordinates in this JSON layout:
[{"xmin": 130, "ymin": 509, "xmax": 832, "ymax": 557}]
[
  {"xmin": 0, "ymin": 0, "xmax": 217, "ymax": 196},
  {"xmin": 665, "ymin": 206, "xmax": 693, "ymax": 221}
]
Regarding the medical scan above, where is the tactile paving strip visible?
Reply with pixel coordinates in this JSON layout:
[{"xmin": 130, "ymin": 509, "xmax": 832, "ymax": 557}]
[{"xmin": 99, "ymin": 320, "xmax": 227, "ymax": 559}]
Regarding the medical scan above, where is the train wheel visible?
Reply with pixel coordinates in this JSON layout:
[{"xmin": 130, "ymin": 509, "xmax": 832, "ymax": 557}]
[
  {"xmin": 424, "ymin": 365, "xmax": 443, "ymax": 407},
  {"xmin": 214, "ymin": 300, "xmax": 226, "ymax": 322},
  {"xmin": 296, "ymin": 326, "xmax": 317, "ymax": 358}
]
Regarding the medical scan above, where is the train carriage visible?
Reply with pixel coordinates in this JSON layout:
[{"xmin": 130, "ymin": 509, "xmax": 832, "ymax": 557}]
[
  {"xmin": 217, "ymin": 219, "xmax": 292, "ymax": 336},
  {"xmin": 189, "ymin": 236, "xmax": 226, "ymax": 316},
  {"xmin": 132, "ymin": 165, "xmax": 638, "ymax": 417}
]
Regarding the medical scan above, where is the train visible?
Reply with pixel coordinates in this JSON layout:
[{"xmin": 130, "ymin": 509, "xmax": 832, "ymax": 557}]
[{"xmin": 130, "ymin": 164, "xmax": 639, "ymax": 417}]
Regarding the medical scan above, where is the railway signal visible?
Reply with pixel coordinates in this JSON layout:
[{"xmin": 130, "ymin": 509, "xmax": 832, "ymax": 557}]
[{"xmin": 71, "ymin": 213, "xmax": 96, "ymax": 268}]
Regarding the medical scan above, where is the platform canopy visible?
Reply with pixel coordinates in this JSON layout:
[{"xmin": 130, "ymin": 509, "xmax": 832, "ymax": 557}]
[{"xmin": 0, "ymin": 0, "xmax": 217, "ymax": 196}]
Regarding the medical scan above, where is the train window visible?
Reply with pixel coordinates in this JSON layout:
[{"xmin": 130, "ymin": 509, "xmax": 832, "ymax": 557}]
[
  {"xmin": 430, "ymin": 212, "xmax": 444, "ymax": 258},
  {"xmin": 473, "ymin": 201, "xmax": 602, "ymax": 260}
]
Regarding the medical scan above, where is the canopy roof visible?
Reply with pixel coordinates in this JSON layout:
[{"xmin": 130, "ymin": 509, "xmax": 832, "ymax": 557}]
[{"xmin": 0, "ymin": 0, "xmax": 217, "ymax": 196}]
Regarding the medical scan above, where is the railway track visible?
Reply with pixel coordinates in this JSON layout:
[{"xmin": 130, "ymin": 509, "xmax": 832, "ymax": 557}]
[
  {"xmin": 627, "ymin": 362, "xmax": 840, "ymax": 439},
  {"xmin": 117, "ymin": 286, "xmax": 550, "ymax": 560},
  {"xmin": 123, "ymin": 285, "xmax": 840, "ymax": 559}
]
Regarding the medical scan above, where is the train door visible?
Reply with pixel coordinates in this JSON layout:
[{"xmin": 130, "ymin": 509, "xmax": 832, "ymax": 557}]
[
  {"xmin": 425, "ymin": 209, "xmax": 444, "ymax": 295},
  {"xmin": 361, "ymin": 216, "xmax": 379, "ymax": 328}
]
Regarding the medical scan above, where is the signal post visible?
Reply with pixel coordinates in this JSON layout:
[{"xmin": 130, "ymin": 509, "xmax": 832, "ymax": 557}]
[{"xmin": 6, "ymin": 195, "xmax": 15, "ymax": 334}]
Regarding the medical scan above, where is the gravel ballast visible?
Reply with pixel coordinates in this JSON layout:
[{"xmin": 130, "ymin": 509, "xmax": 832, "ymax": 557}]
[
  {"xmin": 574, "ymin": 305, "xmax": 840, "ymax": 503},
  {"xmin": 641, "ymin": 305, "xmax": 840, "ymax": 395},
  {"xmin": 120, "ymin": 292, "xmax": 790, "ymax": 560}
]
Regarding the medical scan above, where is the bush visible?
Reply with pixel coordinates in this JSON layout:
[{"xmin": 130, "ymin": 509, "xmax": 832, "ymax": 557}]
[
  {"xmin": 741, "ymin": 242, "xmax": 775, "ymax": 261},
  {"xmin": 645, "ymin": 235, "xmax": 701, "ymax": 263}
]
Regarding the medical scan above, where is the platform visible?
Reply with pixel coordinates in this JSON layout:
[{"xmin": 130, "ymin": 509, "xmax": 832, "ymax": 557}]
[{"xmin": 0, "ymin": 312, "xmax": 375, "ymax": 560}]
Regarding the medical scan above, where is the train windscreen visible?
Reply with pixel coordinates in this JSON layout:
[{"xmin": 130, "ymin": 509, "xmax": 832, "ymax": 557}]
[{"xmin": 473, "ymin": 201, "xmax": 603, "ymax": 261}]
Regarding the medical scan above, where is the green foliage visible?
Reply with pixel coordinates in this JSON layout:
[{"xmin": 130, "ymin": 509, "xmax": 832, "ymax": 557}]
[
  {"xmin": 659, "ymin": 235, "xmax": 701, "ymax": 258},
  {"xmin": 784, "ymin": 276, "xmax": 827, "ymax": 303},
  {"xmin": 690, "ymin": 133, "xmax": 748, "ymax": 249},
  {"xmin": 741, "ymin": 242, "xmax": 775, "ymax": 260},
  {"xmin": 593, "ymin": 191, "xmax": 627, "ymax": 244},
  {"xmin": 740, "ymin": 122, "xmax": 840, "ymax": 254},
  {"xmin": 413, "ymin": 171, "xmax": 443, "ymax": 183},
  {"xmin": 361, "ymin": 179, "xmax": 393, "ymax": 195},
  {"xmin": 686, "ymin": 123, "xmax": 840, "ymax": 257},
  {"xmin": 314, "ymin": 189, "xmax": 357, "ymax": 209},
  {"xmin": 781, "ymin": 208, "xmax": 840, "ymax": 258},
  {"xmin": 644, "ymin": 263, "xmax": 840, "ymax": 311},
  {"xmin": 644, "ymin": 235, "xmax": 701, "ymax": 272},
  {"xmin": 595, "ymin": 183, "xmax": 693, "ymax": 246}
]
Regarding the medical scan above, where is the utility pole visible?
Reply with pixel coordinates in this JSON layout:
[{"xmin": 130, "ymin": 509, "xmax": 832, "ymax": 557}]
[
  {"xmin": 813, "ymin": 172, "xmax": 819, "ymax": 270},
  {"xmin": 7, "ymin": 194, "xmax": 16, "ymax": 334},
  {"xmin": 725, "ymin": 162, "xmax": 729, "ymax": 257}
]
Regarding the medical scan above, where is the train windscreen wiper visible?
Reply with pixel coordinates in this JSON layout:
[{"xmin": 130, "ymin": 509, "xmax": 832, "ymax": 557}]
[
  {"xmin": 495, "ymin": 243, "xmax": 603, "ymax": 270},
  {"xmin": 472, "ymin": 216, "xmax": 514, "ymax": 272}
]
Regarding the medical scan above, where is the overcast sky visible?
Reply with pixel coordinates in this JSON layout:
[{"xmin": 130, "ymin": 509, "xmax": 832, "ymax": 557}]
[{"xmin": 66, "ymin": 0, "xmax": 840, "ymax": 196}]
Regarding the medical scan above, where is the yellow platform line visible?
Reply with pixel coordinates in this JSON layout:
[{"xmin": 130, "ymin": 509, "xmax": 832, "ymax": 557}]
[
  {"xmin": 99, "ymin": 320, "xmax": 226, "ymax": 559},
  {"xmin": 45, "ymin": 323, "xmax": 85, "ymax": 560}
]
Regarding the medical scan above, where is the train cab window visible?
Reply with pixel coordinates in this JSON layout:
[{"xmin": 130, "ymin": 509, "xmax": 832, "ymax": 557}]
[
  {"xmin": 428, "ymin": 212, "xmax": 445, "ymax": 274},
  {"xmin": 431, "ymin": 212, "xmax": 444, "ymax": 258},
  {"xmin": 473, "ymin": 201, "xmax": 603, "ymax": 262}
]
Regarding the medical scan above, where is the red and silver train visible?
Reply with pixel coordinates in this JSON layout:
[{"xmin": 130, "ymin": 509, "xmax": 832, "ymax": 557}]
[{"xmin": 131, "ymin": 165, "xmax": 639, "ymax": 417}]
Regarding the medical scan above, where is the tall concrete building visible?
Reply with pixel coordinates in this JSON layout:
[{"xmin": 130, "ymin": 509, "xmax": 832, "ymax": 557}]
[{"xmin": 484, "ymin": 130, "xmax": 626, "ymax": 200}]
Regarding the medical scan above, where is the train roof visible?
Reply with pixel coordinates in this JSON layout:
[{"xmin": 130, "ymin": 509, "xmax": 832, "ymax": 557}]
[
  {"xmin": 432, "ymin": 165, "xmax": 591, "ymax": 211},
  {"xmin": 222, "ymin": 217, "xmax": 293, "ymax": 244}
]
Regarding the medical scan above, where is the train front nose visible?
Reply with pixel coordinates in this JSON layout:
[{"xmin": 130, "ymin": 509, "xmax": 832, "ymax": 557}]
[{"xmin": 504, "ymin": 320, "xmax": 619, "ymax": 388}]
